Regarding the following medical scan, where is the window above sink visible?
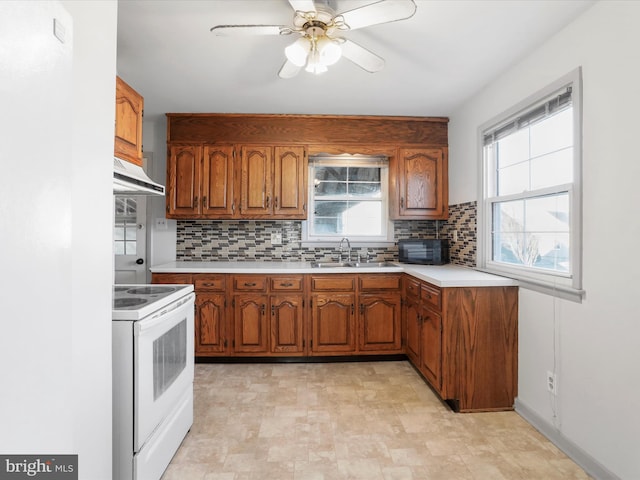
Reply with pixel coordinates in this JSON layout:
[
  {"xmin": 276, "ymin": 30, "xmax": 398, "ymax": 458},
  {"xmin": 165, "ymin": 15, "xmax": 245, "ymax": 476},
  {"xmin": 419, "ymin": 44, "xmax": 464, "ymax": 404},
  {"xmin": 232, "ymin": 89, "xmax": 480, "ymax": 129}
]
[{"xmin": 302, "ymin": 155, "xmax": 394, "ymax": 247}]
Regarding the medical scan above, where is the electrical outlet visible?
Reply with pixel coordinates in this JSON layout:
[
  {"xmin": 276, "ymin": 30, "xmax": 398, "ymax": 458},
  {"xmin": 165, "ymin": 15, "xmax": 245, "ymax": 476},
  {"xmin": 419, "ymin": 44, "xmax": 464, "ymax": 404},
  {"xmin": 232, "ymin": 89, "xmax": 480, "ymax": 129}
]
[
  {"xmin": 271, "ymin": 232, "xmax": 282, "ymax": 245},
  {"xmin": 452, "ymin": 230, "xmax": 458, "ymax": 242},
  {"xmin": 547, "ymin": 371, "xmax": 558, "ymax": 395},
  {"xmin": 155, "ymin": 218, "xmax": 168, "ymax": 230}
]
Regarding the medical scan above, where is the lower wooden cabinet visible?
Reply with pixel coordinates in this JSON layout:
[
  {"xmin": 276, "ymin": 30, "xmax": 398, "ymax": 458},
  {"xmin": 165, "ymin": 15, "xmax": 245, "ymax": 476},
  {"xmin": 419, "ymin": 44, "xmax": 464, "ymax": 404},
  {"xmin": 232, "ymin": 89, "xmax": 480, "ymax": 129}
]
[
  {"xmin": 359, "ymin": 294, "xmax": 401, "ymax": 352},
  {"xmin": 310, "ymin": 292, "xmax": 356, "ymax": 354},
  {"xmin": 195, "ymin": 293, "xmax": 227, "ymax": 354},
  {"xmin": 233, "ymin": 294, "xmax": 268, "ymax": 353},
  {"xmin": 419, "ymin": 306, "xmax": 442, "ymax": 391},
  {"xmin": 270, "ymin": 295, "xmax": 305, "ymax": 354},
  {"xmin": 402, "ymin": 274, "xmax": 518, "ymax": 412},
  {"xmin": 152, "ymin": 270, "xmax": 517, "ymax": 413},
  {"xmin": 403, "ymin": 277, "xmax": 421, "ymax": 365}
]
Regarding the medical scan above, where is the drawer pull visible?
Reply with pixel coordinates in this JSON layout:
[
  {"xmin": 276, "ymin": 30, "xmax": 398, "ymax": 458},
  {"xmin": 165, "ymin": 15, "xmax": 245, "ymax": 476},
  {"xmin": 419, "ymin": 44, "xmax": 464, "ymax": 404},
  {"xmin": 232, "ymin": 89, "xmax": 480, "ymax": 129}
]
[
  {"xmin": 244, "ymin": 282, "xmax": 257, "ymax": 287},
  {"xmin": 203, "ymin": 283, "xmax": 215, "ymax": 287},
  {"xmin": 280, "ymin": 282, "xmax": 293, "ymax": 287}
]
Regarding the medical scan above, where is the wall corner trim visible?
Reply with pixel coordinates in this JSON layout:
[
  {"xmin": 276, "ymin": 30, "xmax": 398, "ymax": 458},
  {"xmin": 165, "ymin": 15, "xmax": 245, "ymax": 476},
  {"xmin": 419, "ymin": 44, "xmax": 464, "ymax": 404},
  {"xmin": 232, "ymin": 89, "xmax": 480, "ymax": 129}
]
[{"xmin": 514, "ymin": 398, "xmax": 620, "ymax": 480}]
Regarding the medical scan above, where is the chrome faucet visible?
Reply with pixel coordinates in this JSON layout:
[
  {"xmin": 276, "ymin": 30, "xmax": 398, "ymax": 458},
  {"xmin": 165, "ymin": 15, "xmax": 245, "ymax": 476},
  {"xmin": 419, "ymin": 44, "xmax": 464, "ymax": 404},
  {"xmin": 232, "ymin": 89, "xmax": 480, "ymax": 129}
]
[{"xmin": 338, "ymin": 237, "xmax": 352, "ymax": 262}]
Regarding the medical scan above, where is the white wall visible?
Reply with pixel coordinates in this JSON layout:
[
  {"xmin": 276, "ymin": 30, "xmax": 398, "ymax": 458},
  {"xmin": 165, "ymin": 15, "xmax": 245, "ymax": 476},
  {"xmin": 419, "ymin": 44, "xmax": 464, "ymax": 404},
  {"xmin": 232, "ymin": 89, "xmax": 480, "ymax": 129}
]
[
  {"xmin": 0, "ymin": 1, "xmax": 116, "ymax": 478},
  {"xmin": 448, "ymin": 2, "xmax": 640, "ymax": 478},
  {"xmin": 144, "ymin": 118, "xmax": 178, "ymax": 269}
]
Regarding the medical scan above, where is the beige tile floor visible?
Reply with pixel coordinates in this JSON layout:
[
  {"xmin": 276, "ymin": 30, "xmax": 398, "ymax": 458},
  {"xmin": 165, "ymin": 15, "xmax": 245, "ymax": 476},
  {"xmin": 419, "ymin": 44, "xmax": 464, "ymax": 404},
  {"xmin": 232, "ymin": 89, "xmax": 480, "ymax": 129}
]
[{"xmin": 162, "ymin": 361, "xmax": 590, "ymax": 480}]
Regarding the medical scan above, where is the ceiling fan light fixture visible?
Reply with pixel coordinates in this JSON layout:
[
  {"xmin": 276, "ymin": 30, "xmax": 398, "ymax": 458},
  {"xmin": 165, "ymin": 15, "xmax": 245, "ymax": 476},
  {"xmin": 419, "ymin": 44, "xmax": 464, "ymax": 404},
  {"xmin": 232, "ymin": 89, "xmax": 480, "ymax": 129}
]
[
  {"xmin": 317, "ymin": 36, "xmax": 342, "ymax": 66},
  {"xmin": 305, "ymin": 58, "xmax": 328, "ymax": 74},
  {"xmin": 285, "ymin": 36, "xmax": 311, "ymax": 66}
]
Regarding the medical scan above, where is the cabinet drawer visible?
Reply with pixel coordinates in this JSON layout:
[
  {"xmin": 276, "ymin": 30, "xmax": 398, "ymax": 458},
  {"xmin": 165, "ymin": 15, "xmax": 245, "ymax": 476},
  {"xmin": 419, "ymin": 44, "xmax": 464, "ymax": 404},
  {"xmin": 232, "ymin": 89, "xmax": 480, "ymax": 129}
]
[
  {"xmin": 270, "ymin": 276, "xmax": 304, "ymax": 292},
  {"xmin": 152, "ymin": 273, "xmax": 193, "ymax": 284},
  {"xmin": 194, "ymin": 275, "xmax": 226, "ymax": 292},
  {"xmin": 233, "ymin": 275, "xmax": 267, "ymax": 292},
  {"xmin": 359, "ymin": 274, "xmax": 401, "ymax": 291},
  {"xmin": 404, "ymin": 277, "xmax": 421, "ymax": 298},
  {"xmin": 421, "ymin": 283, "xmax": 441, "ymax": 310},
  {"xmin": 311, "ymin": 275, "xmax": 356, "ymax": 291}
]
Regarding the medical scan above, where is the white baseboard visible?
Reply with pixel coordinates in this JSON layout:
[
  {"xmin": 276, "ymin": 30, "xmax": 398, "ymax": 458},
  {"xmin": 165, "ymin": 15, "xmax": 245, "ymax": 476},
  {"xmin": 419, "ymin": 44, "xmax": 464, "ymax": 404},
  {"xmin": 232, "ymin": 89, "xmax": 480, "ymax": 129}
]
[{"xmin": 514, "ymin": 398, "xmax": 620, "ymax": 480}]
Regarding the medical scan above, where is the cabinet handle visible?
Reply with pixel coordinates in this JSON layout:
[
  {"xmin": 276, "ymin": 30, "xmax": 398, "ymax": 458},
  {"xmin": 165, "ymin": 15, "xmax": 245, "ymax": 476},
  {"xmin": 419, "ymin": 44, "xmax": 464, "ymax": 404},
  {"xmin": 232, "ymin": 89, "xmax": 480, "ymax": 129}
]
[
  {"xmin": 266, "ymin": 196, "xmax": 270, "ymax": 208},
  {"xmin": 232, "ymin": 202, "xmax": 235, "ymax": 213},
  {"xmin": 280, "ymin": 282, "xmax": 293, "ymax": 287},
  {"xmin": 244, "ymin": 282, "xmax": 256, "ymax": 287},
  {"xmin": 203, "ymin": 283, "xmax": 214, "ymax": 287},
  {"xmin": 275, "ymin": 196, "xmax": 279, "ymax": 209},
  {"xmin": 360, "ymin": 304, "xmax": 364, "ymax": 314},
  {"xmin": 400, "ymin": 197, "xmax": 404, "ymax": 208},
  {"xmin": 261, "ymin": 304, "xmax": 266, "ymax": 315},
  {"xmin": 194, "ymin": 195, "xmax": 199, "ymax": 208},
  {"xmin": 202, "ymin": 196, "xmax": 207, "ymax": 208},
  {"xmin": 351, "ymin": 304, "xmax": 354, "ymax": 315}
]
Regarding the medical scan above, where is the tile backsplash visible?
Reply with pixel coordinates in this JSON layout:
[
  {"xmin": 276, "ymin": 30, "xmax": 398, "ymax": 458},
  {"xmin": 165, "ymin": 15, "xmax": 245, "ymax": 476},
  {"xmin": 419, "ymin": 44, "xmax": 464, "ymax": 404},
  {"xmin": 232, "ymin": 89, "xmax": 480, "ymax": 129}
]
[{"xmin": 176, "ymin": 201, "xmax": 477, "ymax": 266}]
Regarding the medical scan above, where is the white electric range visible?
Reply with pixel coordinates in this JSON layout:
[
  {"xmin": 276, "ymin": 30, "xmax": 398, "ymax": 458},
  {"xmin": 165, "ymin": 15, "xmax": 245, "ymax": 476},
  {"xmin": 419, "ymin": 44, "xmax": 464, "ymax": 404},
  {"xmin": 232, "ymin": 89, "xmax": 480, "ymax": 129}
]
[{"xmin": 112, "ymin": 284, "xmax": 195, "ymax": 480}]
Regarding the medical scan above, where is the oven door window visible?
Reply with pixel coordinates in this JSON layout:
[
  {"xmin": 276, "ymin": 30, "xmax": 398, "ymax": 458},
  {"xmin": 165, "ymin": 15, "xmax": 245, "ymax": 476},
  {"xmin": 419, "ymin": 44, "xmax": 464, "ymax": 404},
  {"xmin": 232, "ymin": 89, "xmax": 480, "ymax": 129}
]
[{"xmin": 153, "ymin": 319, "xmax": 187, "ymax": 400}]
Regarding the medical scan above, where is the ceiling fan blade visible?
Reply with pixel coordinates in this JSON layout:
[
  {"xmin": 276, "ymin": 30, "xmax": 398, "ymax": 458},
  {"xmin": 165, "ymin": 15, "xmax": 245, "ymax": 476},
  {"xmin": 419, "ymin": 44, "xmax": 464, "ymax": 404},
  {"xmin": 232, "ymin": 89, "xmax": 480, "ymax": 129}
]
[
  {"xmin": 288, "ymin": 0, "xmax": 316, "ymax": 13},
  {"xmin": 340, "ymin": 39, "xmax": 385, "ymax": 73},
  {"xmin": 210, "ymin": 25, "xmax": 289, "ymax": 36},
  {"xmin": 339, "ymin": 0, "xmax": 417, "ymax": 30},
  {"xmin": 278, "ymin": 59, "xmax": 303, "ymax": 79}
]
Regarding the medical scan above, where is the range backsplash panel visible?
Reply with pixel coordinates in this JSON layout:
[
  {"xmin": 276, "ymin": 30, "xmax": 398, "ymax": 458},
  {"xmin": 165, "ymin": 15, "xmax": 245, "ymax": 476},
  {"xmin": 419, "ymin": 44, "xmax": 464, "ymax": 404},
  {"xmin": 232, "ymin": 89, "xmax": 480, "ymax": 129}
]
[{"xmin": 175, "ymin": 202, "xmax": 477, "ymax": 266}]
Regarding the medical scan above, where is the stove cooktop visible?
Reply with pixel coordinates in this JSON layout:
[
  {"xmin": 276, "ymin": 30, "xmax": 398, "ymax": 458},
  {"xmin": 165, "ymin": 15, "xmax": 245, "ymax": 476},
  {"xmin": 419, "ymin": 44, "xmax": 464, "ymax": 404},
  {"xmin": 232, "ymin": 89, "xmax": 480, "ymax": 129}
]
[{"xmin": 112, "ymin": 284, "xmax": 194, "ymax": 321}]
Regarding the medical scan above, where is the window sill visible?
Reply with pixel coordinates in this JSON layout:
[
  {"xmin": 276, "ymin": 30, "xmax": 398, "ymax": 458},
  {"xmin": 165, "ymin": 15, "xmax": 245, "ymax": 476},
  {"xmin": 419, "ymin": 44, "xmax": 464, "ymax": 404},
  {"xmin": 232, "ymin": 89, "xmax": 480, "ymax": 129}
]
[{"xmin": 476, "ymin": 267, "xmax": 585, "ymax": 303}]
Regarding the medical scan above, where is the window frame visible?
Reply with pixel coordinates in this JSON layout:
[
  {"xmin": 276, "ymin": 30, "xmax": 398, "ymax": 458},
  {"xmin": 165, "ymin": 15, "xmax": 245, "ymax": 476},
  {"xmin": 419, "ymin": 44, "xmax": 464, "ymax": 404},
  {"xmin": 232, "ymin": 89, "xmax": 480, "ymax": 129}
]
[
  {"xmin": 301, "ymin": 155, "xmax": 395, "ymax": 247},
  {"xmin": 477, "ymin": 68, "xmax": 584, "ymax": 302}
]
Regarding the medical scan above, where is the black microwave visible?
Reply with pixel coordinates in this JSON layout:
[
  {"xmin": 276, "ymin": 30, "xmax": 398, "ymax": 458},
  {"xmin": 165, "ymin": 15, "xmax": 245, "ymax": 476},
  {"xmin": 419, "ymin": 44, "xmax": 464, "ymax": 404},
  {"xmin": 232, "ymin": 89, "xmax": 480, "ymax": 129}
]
[{"xmin": 398, "ymin": 239, "xmax": 449, "ymax": 265}]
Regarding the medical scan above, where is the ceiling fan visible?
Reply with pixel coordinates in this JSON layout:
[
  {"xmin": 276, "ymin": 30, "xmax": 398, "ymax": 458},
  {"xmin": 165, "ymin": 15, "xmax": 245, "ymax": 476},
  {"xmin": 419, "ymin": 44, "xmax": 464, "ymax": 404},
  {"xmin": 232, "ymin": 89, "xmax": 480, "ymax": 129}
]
[{"xmin": 210, "ymin": 0, "xmax": 417, "ymax": 78}]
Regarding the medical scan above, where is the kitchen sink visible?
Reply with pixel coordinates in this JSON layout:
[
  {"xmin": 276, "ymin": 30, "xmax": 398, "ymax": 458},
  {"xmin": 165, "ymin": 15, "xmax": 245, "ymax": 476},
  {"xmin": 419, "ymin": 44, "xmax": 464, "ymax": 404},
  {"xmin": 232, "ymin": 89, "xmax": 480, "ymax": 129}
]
[
  {"xmin": 311, "ymin": 261, "xmax": 397, "ymax": 268},
  {"xmin": 347, "ymin": 261, "xmax": 397, "ymax": 268},
  {"xmin": 311, "ymin": 261, "xmax": 350, "ymax": 268}
]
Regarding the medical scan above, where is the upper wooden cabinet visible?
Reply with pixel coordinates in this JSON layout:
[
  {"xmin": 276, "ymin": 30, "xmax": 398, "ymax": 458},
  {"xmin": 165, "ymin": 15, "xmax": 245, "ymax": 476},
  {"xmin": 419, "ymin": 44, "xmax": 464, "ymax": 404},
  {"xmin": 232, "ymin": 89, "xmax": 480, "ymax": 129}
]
[
  {"xmin": 166, "ymin": 143, "xmax": 307, "ymax": 220},
  {"xmin": 114, "ymin": 76, "xmax": 143, "ymax": 166},
  {"xmin": 392, "ymin": 147, "xmax": 448, "ymax": 220},
  {"xmin": 167, "ymin": 144, "xmax": 235, "ymax": 218},
  {"xmin": 166, "ymin": 114, "xmax": 448, "ymax": 220}
]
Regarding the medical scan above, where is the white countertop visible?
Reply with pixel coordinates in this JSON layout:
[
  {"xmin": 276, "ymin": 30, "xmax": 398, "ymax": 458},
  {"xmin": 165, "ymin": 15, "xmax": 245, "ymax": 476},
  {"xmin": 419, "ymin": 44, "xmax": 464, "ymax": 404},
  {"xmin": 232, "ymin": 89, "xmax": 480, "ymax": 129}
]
[{"xmin": 151, "ymin": 261, "xmax": 517, "ymax": 288}]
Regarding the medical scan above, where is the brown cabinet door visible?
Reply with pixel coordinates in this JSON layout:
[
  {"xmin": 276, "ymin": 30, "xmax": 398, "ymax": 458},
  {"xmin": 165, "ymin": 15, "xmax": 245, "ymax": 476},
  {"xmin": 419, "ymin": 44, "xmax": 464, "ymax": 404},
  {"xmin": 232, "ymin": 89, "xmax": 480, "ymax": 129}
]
[
  {"xmin": 358, "ymin": 293, "xmax": 402, "ymax": 352},
  {"xmin": 270, "ymin": 295, "xmax": 304, "ymax": 354},
  {"xmin": 311, "ymin": 293, "xmax": 356, "ymax": 354},
  {"xmin": 202, "ymin": 145, "xmax": 235, "ymax": 217},
  {"xmin": 273, "ymin": 146, "xmax": 307, "ymax": 219},
  {"xmin": 196, "ymin": 293, "xmax": 227, "ymax": 355},
  {"xmin": 404, "ymin": 296, "xmax": 421, "ymax": 365},
  {"xmin": 167, "ymin": 144, "xmax": 201, "ymax": 217},
  {"xmin": 239, "ymin": 145, "xmax": 272, "ymax": 216},
  {"xmin": 114, "ymin": 76, "xmax": 143, "ymax": 166},
  {"xmin": 233, "ymin": 294, "xmax": 268, "ymax": 353},
  {"xmin": 420, "ymin": 306, "xmax": 442, "ymax": 393},
  {"xmin": 395, "ymin": 147, "xmax": 448, "ymax": 219}
]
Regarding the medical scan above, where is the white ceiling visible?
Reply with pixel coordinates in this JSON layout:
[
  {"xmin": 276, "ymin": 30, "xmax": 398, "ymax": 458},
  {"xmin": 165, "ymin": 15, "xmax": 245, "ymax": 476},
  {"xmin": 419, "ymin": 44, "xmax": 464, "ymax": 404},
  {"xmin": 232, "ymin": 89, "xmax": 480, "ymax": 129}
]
[{"xmin": 116, "ymin": 0, "xmax": 595, "ymax": 123}]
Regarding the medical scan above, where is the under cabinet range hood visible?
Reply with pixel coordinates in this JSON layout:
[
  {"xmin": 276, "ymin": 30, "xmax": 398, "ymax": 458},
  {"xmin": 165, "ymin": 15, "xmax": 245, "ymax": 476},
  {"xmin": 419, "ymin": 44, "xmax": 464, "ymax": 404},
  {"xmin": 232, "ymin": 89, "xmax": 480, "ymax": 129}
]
[{"xmin": 113, "ymin": 157, "xmax": 165, "ymax": 196}]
